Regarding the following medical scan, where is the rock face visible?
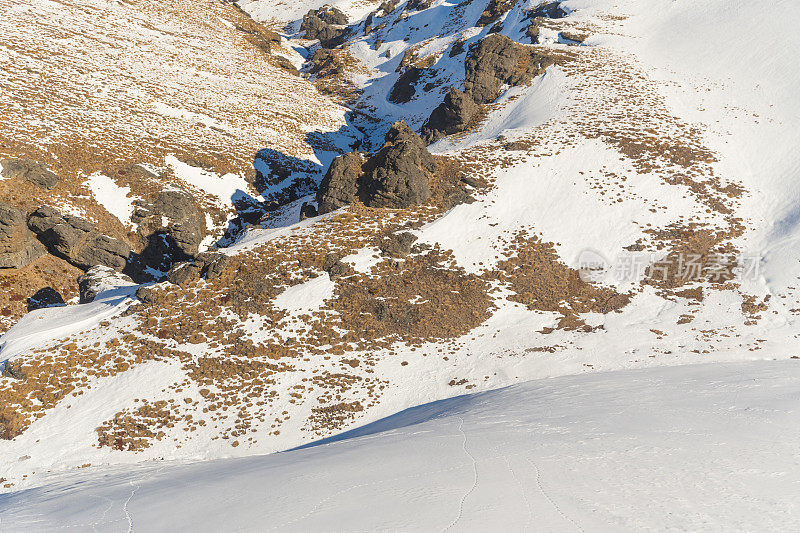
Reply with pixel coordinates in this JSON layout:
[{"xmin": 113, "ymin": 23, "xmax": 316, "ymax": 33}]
[
  {"xmin": 464, "ymin": 33, "xmax": 552, "ymax": 104},
  {"xmin": 0, "ymin": 158, "xmax": 59, "ymax": 190},
  {"xmin": 0, "ymin": 202, "xmax": 46, "ymax": 269},
  {"xmin": 361, "ymin": 121, "xmax": 435, "ymax": 208},
  {"xmin": 77, "ymin": 265, "xmax": 134, "ymax": 303},
  {"xmin": 388, "ymin": 66, "xmax": 423, "ymax": 103},
  {"xmin": 301, "ymin": 6, "xmax": 348, "ymax": 47},
  {"xmin": 27, "ymin": 206, "xmax": 130, "ymax": 271},
  {"xmin": 316, "ymin": 122, "xmax": 436, "ymax": 214},
  {"xmin": 133, "ymin": 190, "xmax": 206, "ymax": 274},
  {"xmin": 420, "ymin": 87, "xmax": 480, "ymax": 144},
  {"xmin": 316, "ymin": 152, "xmax": 364, "ymax": 215}
]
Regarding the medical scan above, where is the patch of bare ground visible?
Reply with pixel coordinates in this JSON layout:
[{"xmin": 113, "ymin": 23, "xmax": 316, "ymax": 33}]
[{"xmin": 488, "ymin": 232, "xmax": 630, "ymax": 331}]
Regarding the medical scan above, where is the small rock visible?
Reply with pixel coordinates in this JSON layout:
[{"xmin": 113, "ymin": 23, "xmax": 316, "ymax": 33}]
[
  {"xmin": 379, "ymin": 232, "xmax": 418, "ymax": 257},
  {"xmin": 27, "ymin": 287, "xmax": 65, "ymax": 311}
]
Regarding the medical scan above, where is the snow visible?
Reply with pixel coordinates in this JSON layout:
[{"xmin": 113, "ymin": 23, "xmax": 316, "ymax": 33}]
[
  {"xmin": 86, "ymin": 172, "xmax": 136, "ymax": 226},
  {"xmin": 165, "ymin": 155, "xmax": 261, "ymax": 208},
  {"xmin": 273, "ymin": 274, "xmax": 336, "ymax": 314},
  {"xmin": 2, "ymin": 360, "xmax": 799, "ymax": 531},
  {"xmin": 0, "ymin": 282, "xmax": 138, "ymax": 364}
]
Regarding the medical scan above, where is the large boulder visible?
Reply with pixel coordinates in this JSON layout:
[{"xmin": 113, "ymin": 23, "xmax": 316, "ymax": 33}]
[
  {"xmin": 28, "ymin": 206, "xmax": 130, "ymax": 271},
  {"xmin": 0, "ymin": 158, "xmax": 59, "ymax": 190},
  {"xmin": 133, "ymin": 190, "xmax": 206, "ymax": 274},
  {"xmin": 361, "ymin": 121, "xmax": 435, "ymax": 209},
  {"xmin": 301, "ymin": 7, "xmax": 348, "ymax": 47},
  {"xmin": 464, "ymin": 33, "xmax": 552, "ymax": 104},
  {"xmin": 316, "ymin": 152, "xmax": 364, "ymax": 215},
  {"xmin": 420, "ymin": 88, "xmax": 480, "ymax": 144},
  {"xmin": 0, "ymin": 202, "xmax": 46, "ymax": 269}
]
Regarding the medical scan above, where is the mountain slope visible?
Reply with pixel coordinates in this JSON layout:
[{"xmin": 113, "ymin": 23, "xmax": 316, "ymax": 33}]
[{"xmin": 1, "ymin": 0, "xmax": 799, "ymax": 502}]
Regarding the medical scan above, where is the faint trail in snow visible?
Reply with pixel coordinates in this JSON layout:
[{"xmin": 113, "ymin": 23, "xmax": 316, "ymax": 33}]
[
  {"xmin": 442, "ymin": 417, "xmax": 478, "ymax": 532},
  {"xmin": 504, "ymin": 455, "xmax": 534, "ymax": 532},
  {"xmin": 89, "ymin": 495, "xmax": 114, "ymax": 533},
  {"xmin": 526, "ymin": 456, "xmax": 584, "ymax": 533},
  {"xmin": 123, "ymin": 479, "xmax": 139, "ymax": 533}
]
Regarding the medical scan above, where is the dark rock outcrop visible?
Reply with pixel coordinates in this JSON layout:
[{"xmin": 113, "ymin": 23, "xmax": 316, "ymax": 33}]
[
  {"xmin": 166, "ymin": 261, "xmax": 203, "ymax": 287},
  {"xmin": 316, "ymin": 152, "xmax": 364, "ymax": 215},
  {"xmin": 132, "ymin": 190, "xmax": 205, "ymax": 275},
  {"xmin": 477, "ymin": 0, "xmax": 518, "ymax": 27},
  {"xmin": 407, "ymin": 0, "xmax": 433, "ymax": 10},
  {"xmin": 464, "ymin": 33, "xmax": 553, "ymax": 104},
  {"xmin": 388, "ymin": 66, "xmax": 423, "ymax": 103},
  {"xmin": 316, "ymin": 122, "xmax": 435, "ymax": 214},
  {"xmin": 301, "ymin": 6, "xmax": 348, "ymax": 47},
  {"xmin": 28, "ymin": 206, "xmax": 130, "ymax": 271},
  {"xmin": 361, "ymin": 121, "xmax": 435, "ymax": 209},
  {"xmin": 420, "ymin": 88, "xmax": 479, "ymax": 144},
  {"xmin": 27, "ymin": 287, "xmax": 65, "ymax": 311},
  {"xmin": 0, "ymin": 158, "xmax": 59, "ymax": 190},
  {"xmin": 0, "ymin": 202, "xmax": 46, "ymax": 269}
]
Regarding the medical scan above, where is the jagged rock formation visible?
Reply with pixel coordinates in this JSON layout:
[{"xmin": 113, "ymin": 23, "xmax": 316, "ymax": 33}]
[
  {"xmin": 317, "ymin": 152, "xmax": 365, "ymax": 215},
  {"xmin": 464, "ymin": 33, "xmax": 553, "ymax": 103},
  {"xmin": 420, "ymin": 87, "xmax": 480, "ymax": 144},
  {"xmin": 27, "ymin": 207, "xmax": 130, "ymax": 271},
  {"xmin": 316, "ymin": 122, "xmax": 435, "ymax": 214},
  {"xmin": 0, "ymin": 203, "xmax": 46, "ymax": 269},
  {"xmin": 0, "ymin": 158, "xmax": 59, "ymax": 191},
  {"xmin": 362, "ymin": 121, "xmax": 435, "ymax": 208},
  {"xmin": 301, "ymin": 6, "xmax": 349, "ymax": 47}
]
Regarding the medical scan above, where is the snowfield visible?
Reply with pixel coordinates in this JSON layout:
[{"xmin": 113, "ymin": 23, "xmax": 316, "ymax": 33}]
[{"xmin": 2, "ymin": 360, "xmax": 799, "ymax": 531}]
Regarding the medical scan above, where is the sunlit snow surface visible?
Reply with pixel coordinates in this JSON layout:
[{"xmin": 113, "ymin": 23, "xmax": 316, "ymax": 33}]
[{"xmin": 2, "ymin": 360, "xmax": 798, "ymax": 531}]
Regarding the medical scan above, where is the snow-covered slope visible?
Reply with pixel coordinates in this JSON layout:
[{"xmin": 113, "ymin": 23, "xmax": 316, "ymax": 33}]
[
  {"xmin": 2, "ymin": 360, "xmax": 799, "ymax": 531},
  {"xmin": 1, "ymin": 0, "xmax": 800, "ymax": 518}
]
